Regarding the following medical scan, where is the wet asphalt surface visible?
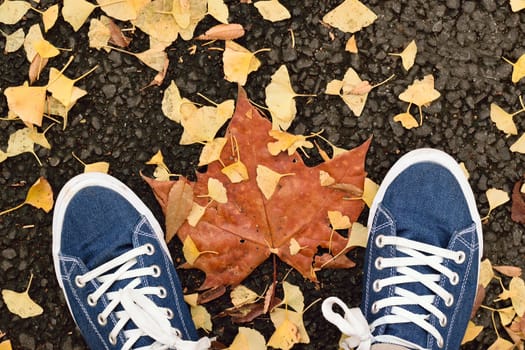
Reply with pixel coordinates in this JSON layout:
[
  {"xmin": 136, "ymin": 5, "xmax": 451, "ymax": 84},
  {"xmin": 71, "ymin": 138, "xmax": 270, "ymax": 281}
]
[{"xmin": 1, "ymin": 0, "xmax": 525, "ymax": 348}]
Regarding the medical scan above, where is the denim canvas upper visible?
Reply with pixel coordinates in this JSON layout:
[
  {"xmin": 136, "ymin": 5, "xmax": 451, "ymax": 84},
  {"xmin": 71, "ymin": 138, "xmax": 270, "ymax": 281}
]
[
  {"xmin": 362, "ymin": 163, "xmax": 480, "ymax": 349},
  {"xmin": 57, "ymin": 187, "xmax": 198, "ymax": 349}
]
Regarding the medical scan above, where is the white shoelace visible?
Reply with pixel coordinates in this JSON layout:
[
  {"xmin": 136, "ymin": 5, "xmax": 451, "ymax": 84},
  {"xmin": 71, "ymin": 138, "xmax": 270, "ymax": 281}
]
[
  {"xmin": 75, "ymin": 244, "xmax": 211, "ymax": 350},
  {"xmin": 322, "ymin": 235, "xmax": 465, "ymax": 350}
]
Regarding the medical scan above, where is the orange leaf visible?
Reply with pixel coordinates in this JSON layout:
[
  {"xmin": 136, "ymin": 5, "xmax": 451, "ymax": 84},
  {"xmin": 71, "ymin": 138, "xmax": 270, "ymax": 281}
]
[{"xmin": 196, "ymin": 23, "xmax": 245, "ymax": 40}]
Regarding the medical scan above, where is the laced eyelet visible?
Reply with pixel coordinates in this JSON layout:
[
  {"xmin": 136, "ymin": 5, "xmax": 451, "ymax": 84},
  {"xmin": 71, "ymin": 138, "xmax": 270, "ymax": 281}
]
[
  {"xmin": 455, "ymin": 251, "xmax": 466, "ymax": 264},
  {"xmin": 450, "ymin": 273, "xmax": 459, "ymax": 285},
  {"xmin": 372, "ymin": 280, "xmax": 382, "ymax": 292},
  {"xmin": 109, "ymin": 334, "xmax": 117, "ymax": 345},
  {"xmin": 374, "ymin": 257, "xmax": 383, "ymax": 270},
  {"xmin": 174, "ymin": 328, "xmax": 182, "ymax": 337},
  {"xmin": 98, "ymin": 314, "xmax": 107, "ymax": 326},
  {"xmin": 145, "ymin": 243, "xmax": 155, "ymax": 255},
  {"xmin": 445, "ymin": 295, "xmax": 454, "ymax": 307},
  {"xmin": 437, "ymin": 338, "xmax": 444, "ymax": 348},
  {"xmin": 87, "ymin": 294, "xmax": 97, "ymax": 307},
  {"xmin": 159, "ymin": 287, "xmax": 167, "ymax": 298},
  {"xmin": 439, "ymin": 316, "xmax": 447, "ymax": 327},
  {"xmin": 166, "ymin": 308, "xmax": 174, "ymax": 319},
  {"xmin": 375, "ymin": 235, "xmax": 385, "ymax": 248},
  {"xmin": 75, "ymin": 275, "xmax": 86, "ymax": 288},
  {"xmin": 152, "ymin": 265, "xmax": 161, "ymax": 277},
  {"xmin": 371, "ymin": 302, "xmax": 379, "ymax": 314}
]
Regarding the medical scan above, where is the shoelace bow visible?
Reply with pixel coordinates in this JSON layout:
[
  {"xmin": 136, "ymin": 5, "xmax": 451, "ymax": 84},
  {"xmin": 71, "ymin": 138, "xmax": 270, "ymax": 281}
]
[
  {"xmin": 322, "ymin": 235, "xmax": 465, "ymax": 350},
  {"xmin": 75, "ymin": 244, "xmax": 211, "ymax": 350}
]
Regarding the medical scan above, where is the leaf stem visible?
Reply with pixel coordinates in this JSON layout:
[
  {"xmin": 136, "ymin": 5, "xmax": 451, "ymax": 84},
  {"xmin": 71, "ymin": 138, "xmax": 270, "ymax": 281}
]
[
  {"xmin": 71, "ymin": 152, "xmax": 87, "ymax": 167},
  {"xmin": 253, "ymin": 48, "xmax": 272, "ymax": 56},
  {"xmin": 418, "ymin": 106, "xmax": 423, "ymax": 126},
  {"xmin": 74, "ymin": 65, "xmax": 99, "ymax": 82},
  {"xmin": 197, "ymin": 93, "xmax": 218, "ymax": 106},
  {"xmin": 31, "ymin": 151, "xmax": 43, "ymax": 166},
  {"xmin": 502, "ymin": 56, "xmax": 515, "ymax": 66},
  {"xmin": 30, "ymin": 6, "xmax": 44, "ymax": 14},
  {"xmin": 0, "ymin": 202, "xmax": 26, "ymax": 216},
  {"xmin": 104, "ymin": 45, "xmax": 137, "ymax": 57},
  {"xmin": 372, "ymin": 74, "xmax": 396, "ymax": 89}
]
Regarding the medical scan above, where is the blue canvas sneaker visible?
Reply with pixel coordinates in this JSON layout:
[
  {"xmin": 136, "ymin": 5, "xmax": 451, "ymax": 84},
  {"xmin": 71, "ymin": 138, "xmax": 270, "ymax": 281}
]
[
  {"xmin": 52, "ymin": 173, "xmax": 211, "ymax": 350},
  {"xmin": 322, "ymin": 149, "xmax": 482, "ymax": 350}
]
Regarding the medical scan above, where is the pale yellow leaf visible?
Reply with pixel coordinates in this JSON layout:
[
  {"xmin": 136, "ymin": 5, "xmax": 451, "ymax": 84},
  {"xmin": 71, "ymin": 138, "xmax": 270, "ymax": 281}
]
[
  {"xmin": 399, "ymin": 75, "xmax": 441, "ymax": 107},
  {"xmin": 319, "ymin": 170, "xmax": 335, "ymax": 186},
  {"xmin": 229, "ymin": 327, "xmax": 266, "ymax": 350},
  {"xmin": 510, "ymin": 133, "xmax": 525, "ymax": 153},
  {"xmin": 267, "ymin": 130, "xmax": 313, "ymax": 156},
  {"xmin": 362, "ymin": 178, "xmax": 378, "ymax": 208},
  {"xmin": 325, "ymin": 79, "xmax": 343, "ymax": 95},
  {"xmin": 208, "ymin": 178, "xmax": 227, "ymax": 203},
  {"xmin": 498, "ymin": 306, "xmax": 516, "ymax": 326},
  {"xmin": 88, "ymin": 18, "xmax": 111, "ymax": 50},
  {"xmin": 6, "ymin": 128, "xmax": 34, "ymax": 157},
  {"xmin": 4, "ymin": 84, "xmax": 46, "ymax": 126},
  {"xmin": 265, "ymin": 65, "xmax": 298, "ymax": 131},
  {"xmin": 62, "ymin": 0, "xmax": 96, "ymax": 31},
  {"xmin": 198, "ymin": 138, "xmax": 227, "ymax": 166},
  {"xmin": 461, "ymin": 321, "xmax": 484, "ymax": 345},
  {"xmin": 132, "ymin": 0, "xmax": 179, "ymax": 44},
  {"xmin": 505, "ymin": 54, "xmax": 525, "ymax": 83},
  {"xmin": 347, "ymin": 222, "xmax": 368, "ymax": 248},
  {"xmin": 183, "ymin": 293, "xmax": 199, "ymax": 307},
  {"xmin": 162, "ymin": 81, "xmax": 185, "ymax": 123},
  {"xmin": 47, "ymin": 68, "xmax": 76, "ymax": 107},
  {"xmin": 223, "ymin": 40, "xmax": 261, "ymax": 86},
  {"xmin": 4, "ymin": 28, "xmax": 25, "ymax": 53},
  {"xmin": 2, "ymin": 274, "xmax": 43, "ymax": 318},
  {"xmin": 340, "ymin": 68, "xmax": 369, "ymax": 116},
  {"xmin": 393, "ymin": 112, "xmax": 419, "ymax": 129},
  {"xmin": 187, "ymin": 202, "xmax": 206, "ymax": 227},
  {"xmin": 480, "ymin": 259, "xmax": 494, "ymax": 288},
  {"xmin": 97, "ymin": 0, "xmax": 150, "ymax": 21},
  {"xmin": 135, "ymin": 47, "xmax": 167, "ymax": 72},
  {"xmin": 25, "ymin": 177, "xmax": 53, "ymax": 212},
  {"xmin": 179, "ymin": 104, "xmax": 231, "ymax": 145},
  {"xmin": 33, "ymin": 39, "xmax": 59, "ymax": 58},
  {"xmin": 230, "ymin": 285, "xmax": 259, "ymax": 307},
  {"xmin": 0, "ymin": 339, "xmax": 12, "ymax": 350},
  {"xmin": 511, "ymin": 0, "xmax": 525, "ymax": 12},
  {"xmin": 281, "ymin": 281, "xmax": 304, "ymax": 313},
  {"xmin": 487, "ymin": 337, "xmax": 514, "ymax": 350},
  {"xmin": 190, "ymin": 304, "xmax": 212, "ymax": 332},
  {"xmin": 459, "ymin": 162, "xmax": 470, "ymax": 180},
  {"xmin": 254, "ymin": 0, "xmax": 291, "ymax": 22},
  {"xmin": 28, "ymin": 128, "xmax": 51, "ymax": 149},
  {"xmin": 327, "ymin": 210, "xmax": 351, "ymax": 230},
  {"xmin": 183, "ymin": 235, "xmax": 201, "ymax": 265},
  {"xmin": 289, "ymin": 238, "xmax": 302, "ymax": 255},
  {"xmin": 345, "ymin": 35, "xmax": 358, "ymax": 53},
  {"xmin": 510, "ymin": 277, "xmax": 525, "ymax": 316},
  {"xmin": 490, "ymin": 103, "xmax": 518, "ymax": 135},
  {"xmin": 323, "ymin": 0, "xmax": 377, "ymax": 33},
  {"xmin": 256, "ymin": 165, "xmax": 294, "ymax": 200},
  {"xmin": 486, "ymin": 188, "xmax": 510, "ymax": 215},
  {"xmin": 42, "ymin": 4, "xmax": 59, "ymax": 32},
  {"xmin": 221, "ymin": 161, "xmax": 249, "ymax": 183},
  {"xmin": 269, "ymin": 309, "xmax": 309, "ymax": 348},
  {"xmin": 23, "ymin": 24, "xmax": 43, "ymax": 62},
  {"xmin": 146, "ymin": 150, "xmax": 169, "ymax": 170},
  {"xmin": 208, "ymin": 0, "xmax": 229, "ymax": 23},
  {"xmin": 390, "ymin": 40, "xmax": 417, "ymax": 71},
  {"xmin": 84, "ymin": 162, "xmax": 110, "ymax": 174},
  {"xmin": 0, "ymin": 1, "xmax": 31, "ymax": 25}
]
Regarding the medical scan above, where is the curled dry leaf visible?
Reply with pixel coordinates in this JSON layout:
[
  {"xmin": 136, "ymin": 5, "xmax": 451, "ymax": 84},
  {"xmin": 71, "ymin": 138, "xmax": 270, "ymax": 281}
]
[
  {"xmin": 323, "ymin": 0, "xmax": 377, "ymax": 33},
  {"xmin": 494, "ymin": 265, "xmax": 523, "ymax": 278},
  {"xmin": 254, "ymin": 0, "xmax": 291, "ymax": 22},
  {"xmin": 196, "ymin": 23, "xmax": 245, "ymax": 40},
  {"xmin": 28, "ymin": 53, "xmax": 48, "ymax": 84},
  {"xmin": 165, "ymin": 181, "xmax": 193, "ymax": 243}
]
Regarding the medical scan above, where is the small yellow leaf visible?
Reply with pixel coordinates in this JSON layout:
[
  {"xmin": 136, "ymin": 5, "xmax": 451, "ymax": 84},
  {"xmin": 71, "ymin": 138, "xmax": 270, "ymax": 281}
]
[
  {"xmin": 4, "ymin": 84, "xmax": 46, "ymax": 126},
  {"xmin": 289, "ymin": 238, "xmax": 302, "ymax": 255},
  {"xmin": 4, "ymin": 28, "xmax": 25, "ymax": 53},
  {"xmin": 267, "ymin": 130, "xmax": 313, "ymax": 156},
  {"xmin": 2, "ymin": 274, "xmax": 43, "ymax": 318},
  {"xmin": 207, "ymin": 178, "xmax": 227, "ymax": 203},
  {"xmin": 0, "ymin": 339, "xmax": 12, "ymax": 350},
  {"xmin": 0, "ymin": 1, "xmax": 31, "ymax": 25},
  {"xmin": 6, "ymin": 128, "xmax": 35, "ymax": 157},
  {"xmin": 254, "ymin": 0, "xmax": 291, "ymax": 22},
  {"xmin": 146, "ymin": 150, "xmax": 168, "ymax": 168},
  {"xmin": 281, "ymin": 281, "xmax": 304, "ymax": 313},
  {"xmin": 393, "ymin": 112, "xmax": 419, "ymax": 129},
  {"xmin": 179, "ymin": 104, "xmax": 232, "ymax": 145},
  {"xmin": 325, "ymin": 79, "xmax": 343, "ymax": 95},
  {"xmin": 25, "ymin": 177, "xmax": 54, "ymax": 212},
  {"xmin": 504, "ymin": 54, "xmax": 525, "ymax": 83},
  {"xmin": 187, "ymin": 202, "xmax": 206, "ymax": 227},
  {"xmin": 266, "ymin": 65, "xmax": 301, "ymax": 131},
  {"xmin": 84, "ymin": 162, "xmax": 110, "ymax": 174},
  {"xmin": 345, "ymin": 35, "xmax": 358, "ymax": 53},
  {"xmin": 97, "ymin": 0, "xmax": 150, "ymax": 21},
  {"xmin": 208, "ymin": 0, "xmax": 229, "ymax": 23},
  {"xmin": 510, "ymin": 133, "xmax": 525, "ymax": 153},
  {"xmin": 479, "ymin": 259, "xmax": 494, "ymax": 288},
  {"xmin": 339, "ymin": 68, "xmax": 369, "ymax": 117},
  {"xmin": 198, "ymin": 138, "xmax": 227, "ymax": 166},
  {"xmin": 63, "ymin": 0, "xmax": 96, "ymax": 31},
  {"xmin": 183, "ymin": 236, "xmax": 201, "ymax": 265},
  {"xmin": 190, "ymin": 304, "xmax": 212, "ymax": 332},
  {"xmin": 223, "ymin": 40, "xmax": 261, "ymax": 86},
  {"xmin": 459, "ymin": 162, "xmax": 470, "ymax": 180},
  {"xmin": 399, "ymin": 75, "xmax": 441, "ymax": 107},
  {"xmin": 256, "ymin": 165, "xmax": 294, "ymax": 200},
  {"xmin": 461, "ymin": 321, "xmax": 484, "ymax": 345},
  {"xmin": 390, "ymin": 40, "xmax": 417, "ymax": 71},
  {"xmin": 47, "ymin": 68, "xmax": 75, "ymax": 107},
  {"xmin": 362, "ymin": 178, "xmax": 378, "ymax": 208},
  {"xmin": 319, "ymin": 170, "xmax": 335, "ymax": 186},
  {"xmin": 347, "ymin": 222, "xmax": 368, "ymax": 248},
  {"xmin": 230, "ymin": 285, "xmax": 259, "ymax": 307},
  {"xmin": 162, "ymin": 81, "xmax": 187, "ymax": 123},
  {"xmin": 135, "ymin": 47, "xmax": 168, "ymax": 72},
  {"xmin": 328, "ymin": 210, "xmax": 351, "ymax": 230},
  {"xmin": 487, "ymin": 336, "xmax": 514, "ymax": 350},
  {"xmin": 323, "ymin": 0, "xmax": 377, "ymax": 33},
  {"xmin": 183, "ymin": 293, "xmax": 199, "ymax": 307},
  {"xmin": 490, "ymin": 103, "xmax": 518, "ymax": 135},
  {"xmin": 221, "ymin": 161, "xmax": 249, "ymax": 183},
  {"xmin": 88, "ymin": 18, "xmax": 111, "ymax": 50},
  {"xmin": 33, "ymin": 39, "xmax": 59, "ymax": 58},
  {"xmin": 23, "ymin": 24, "xmax": 43, "ymax": 62},
  {"xmin": 42, "ymin": 4, "xmax": 59, "ymax": 32},
  {"xmin": 510, "ymin": 277, "xmax": 525, "ymax": 316},
  {"xmin": 498, "ymin": 306, "xmax": 516, "ymax": 326},
  {"xmin": 486, "ymin": 188, "xmax": 510, "ymax": 216},
  {"xmin": 229, "ymin": 327, "xmax": 267, "ymax": 350},
  {"xmin": 267, "ymin": 317, "xmax": 300, "ymax": 350},
  {"xmin": 510, "ymin": 0, "xmax": 525, "ymax": 12}
]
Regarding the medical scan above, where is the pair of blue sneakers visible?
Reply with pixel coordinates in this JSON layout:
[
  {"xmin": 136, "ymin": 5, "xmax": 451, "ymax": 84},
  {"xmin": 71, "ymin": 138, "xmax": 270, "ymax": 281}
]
[{"xmin": 52, "ymin": 149, "xmax": 481, "ymax": 349}]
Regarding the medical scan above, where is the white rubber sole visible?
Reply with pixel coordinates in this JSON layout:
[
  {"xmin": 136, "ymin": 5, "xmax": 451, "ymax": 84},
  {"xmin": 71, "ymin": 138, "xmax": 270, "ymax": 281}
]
[
  {"xmin": 367, "ymin": 148, "xmax": 483, "ymax": 255},
  {"xmin": 52, "ymin": 172, "xmax": 168, "ymax": 291}
]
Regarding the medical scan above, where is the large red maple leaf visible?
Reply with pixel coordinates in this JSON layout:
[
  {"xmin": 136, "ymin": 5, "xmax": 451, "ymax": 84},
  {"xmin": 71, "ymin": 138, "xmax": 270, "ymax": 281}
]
[{"xmin": 146, "ymin": 87, "xmax": 370, "ymax": 289}]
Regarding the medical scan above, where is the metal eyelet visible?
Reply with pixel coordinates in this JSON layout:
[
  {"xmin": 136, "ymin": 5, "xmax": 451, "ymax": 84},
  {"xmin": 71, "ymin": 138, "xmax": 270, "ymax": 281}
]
[
  {"xmin": 145, "ymin": 243, "xmax": 155, "ymax": 255},
  {"xmin": 152, "ymin": 265, "xmax": 161, "ymax": 278},
  {"xmin": 166, "ymin": 308, "xmax": 174, "ymax": 319},
  {"xmin": 371, "ymin": 302, "xmax": 379, "ymax": 314},
  {"xmin": 439, "ymin": 316, "xmax": 447, "ymax": 327},
  {"xmin": 455, "ymin": 251, "xmax": 465, "ymax": 264},
  {"xmin": 174, "ymin": 328, "xmax": 182, "ymax": 337},
  {"xmin": 450, "ymin": 273, "xmax": 459, "ymax": 286},
  {"xmin": 375, "ymin": 235, "xmax": 385, "ymax": 248},
  {"xmin": 158, "ymin": 287, "xmax": 167, "ymax": 298},
  {"xmin": 75, "ymin": 275, "xmax": 86, "ymax": 288},
  {"xmin": 373, "ymin": 280, "xmax": 382, "ymax": 292},
  {"xmin": 87, "ymin": 294, "xmax": 97, "ymax": 307},
  {"xmin": 98, "ymin": 314, "xmax": 107, "ymax": 326},
  {"xmin": 445, "ymin": 295, "xmax": 454, "ymax": 307},
  {"xmin": 109, "ymin": 334, "xmax": 117, "ymax": 345},
  {"xmin": 374, "ymin": 257, "xmax": 383, "ymax": 270}
]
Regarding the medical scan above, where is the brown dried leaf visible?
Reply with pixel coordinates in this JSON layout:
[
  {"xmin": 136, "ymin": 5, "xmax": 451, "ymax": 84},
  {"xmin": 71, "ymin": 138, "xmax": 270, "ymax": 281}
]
[
  {"xmin": 512, "ymin": 177, "xmax": 525, "ymax": 224},
  {"xmin": 165, "ymin": 180, "xmax": 193, "ymax": 243},
  {"xmin": 196, "ymin": 23, "xmax": 245, "ymax": 40},
  {"xmin": 28, "ymin": 53, "xmax": 48, "ymax": 84},
  {"xmin": 494, "ymin": 265, "xmax": 523, "ymax": 278}
]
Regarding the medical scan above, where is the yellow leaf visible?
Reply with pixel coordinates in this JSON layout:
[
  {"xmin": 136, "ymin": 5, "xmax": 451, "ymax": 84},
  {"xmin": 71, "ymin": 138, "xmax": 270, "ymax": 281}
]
[
  {"xmin": 187, "ymin": 202, "xmax": 206, "ymax": 227},
  {"xmin": 0, "ymin": 339, "xmax": 12, "ymax": 350},
  {"xmin": 487, "ymin": 337, "xmax": 514, "ymax": 350},
  {"xmin": 328, "ymin": 210, "xmax": 351, "ymax": 230},
  {"xmin": 88, "ymin": 18, "xmax": 111, "ymax": 50},
  {"xmin": 4, "ymin": 28, "xmax": 25, "ymax": 53},
  {"xmin": 162, "ymin": 81, "xmax": 187, "ymax": 123},
  {"xmin": 6, "ymin": 128, "xmax": 35, "ymax": 157},
  {"xmin": 325, "ymin": 79, "xmax": 343, "ymax": 95},
  {"xmin": 198, "ymin": 137, "xmax": 227, "ymax": 166},
  {"xmin": 190, "ymin": 304, "xmax": 212, "ymax": 332},
  {"xmin": 222, "ymin": 161, "xmax": 249, "ymax": 183},
  {"xmin": 486, "ymin": 188, "xmax": 509, "ymax": 216},
  {"xmin": 459, "ymin": 162, "xmax": 470, "ymax": 180},
  {"xmin": 97, "ymin": 0, "xmax": 150, "ymax": 21},
  {"xmin": 267, "ymin": 130, "xmax": 313, "ymax": 156},
  {"xmin": 62, "ymin": 0, "xmax": 96, "ymax": 31},
  {"xmin": 362, "ymin": 177, "xmax": 378, "ymax": 208},
  {"xmin": 2, "ymin": 273, "xmax": 43, "ymax": 318},
  {"xmin": 183, "ymin": 235, "xmax": 201, "ymax": 265},
  {"xmin": 511, "ymin": 0, "xmax": 525, "ymax": 12},
  {"xmin": 146, "ymin": 150, "xmax": 169, "ymax": 169},
  {"xmin": 490, "ymin": 103, "xmax": 518, "ymax": 135},
  {"xmin": 345, "ymin": 34, "xmax": 358, "ymax": 53},
  {"xmin": 254, "ymin": 0, "xmax": 291, "ymax": 22},
  {"xmin": 25, "ymin": 177, "xmax": 54, "ymax": 212},
  {"xmin": 322, "ymin": 0, "xmax": 377, "ymax": 33},
  {"xmin": 266, "ymin": 65, "xmax": 299, "ymax": 131},
  {"xmin": 42, "ymin": 4, "xmax": 59, "ymax": 32},
  {"xmin": 393, "ymin": 111, "xmax": 419, "ymax": 129},
  {"xmin": 229, "ymin": 327, "xmax": 266, "ymax": 350},
  {"xmin": 390, "ymin": 40, "xmax": 417, "ymax": 71},
  {"xmin": 0, "ymin": 1, "xmax": 31, "ymax": 25},
  {"xmin": 319, "ymin": 170, "xmax": 335, "ymax": 186},
  {"xmin": 289, "ymin": 238, "xmax": 302, "ymax": 255},
  {"xmin": 230, "ymin": 285, "xmax": 259, "ymax": 307},
  {"xmin": 135, "ymin": 47, "xmax": 168, "ymax": 72},
  {"xmin": 347, "ymin": 222, "xmax": 368, "ymax": 248},
  {"xmin": 183, "ymin": 293, "xmax": 199, "ymax": 307},
  {"xmin": 179, "ymin": 104, "xmax": 232, "ymax": 145},
  {"xmin": 223, "ymin": 40, "xmax": 261, "ymax": 86},
  {"xmin": 33, "ymin": 39, "xmax": 59, "ymax": 58},
  {"xmin": 208, "ymin": 0, "xmax": 229, "ymax": 23},
  {"xmin": 281, "ymin": 281, "xmax": 304, "ymax": 313},
  {"xmin": 479, "ymin": 259, "xmax": 494, "ymax": 288},
  {"xmin": 510, "ymin": 277, "xmax": 525, "ymax": 316},
  {"xmin": 498, "ymin": 306, "xmax": 516, "ymax": 326},
  {"xmin": 170, "ymin": 0, "xmax": 191, "ymax": 28},
  {"xmin": 256, "ymin": 165, "xmax": 294, "ymax": 200},
  {"xmin": 4, "ymin": 84, "xmax": 46, "ymax": 126},
  {"xmin": 47, "ymin": 68, "xmax": 75, "ymax": 107},
  {"xmin": 461, "ymin": 321, "xmax": 483, "ymax": 345},
  {"xmin": 84, "ymin": 162, "xmax": 110, "ymax": 174},
  {"xmin": 208, "ymin": 178, "xmax": 227, "ymax": 203},
  {"xmin": 339, "ymin": 68, "xmax": 369, "ymax": 117},
  {"xmin": 399, "ymin": 74, "xmax": 441, "ymax": 107},
  {"xmin": 504, "ymin": 54, "xmax": 525, "ymax": 83},
  {"xmin": 267, "ymin": 317, "xmax": 300, "ymax": 350},
  {"xmin": 510, "ymin": 133, "xmax": 525, "ymax": 153},
  {"xmin": 28, "ymin": 127, "xmax": 51, "ymax": 149},
  {"xmin": 23, "ymin": 24, "xmax": 43, "ymax": 62},
  {"xmin": 133, "ymin": 0, "xmax": 179, "ymax": 44}
]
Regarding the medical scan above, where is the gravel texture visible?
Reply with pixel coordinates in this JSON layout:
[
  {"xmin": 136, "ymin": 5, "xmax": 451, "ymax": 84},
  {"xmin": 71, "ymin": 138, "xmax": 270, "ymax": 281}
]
[{"xmin": 1, "ymin": 0, "xmax": 524, "ymax": 348}]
